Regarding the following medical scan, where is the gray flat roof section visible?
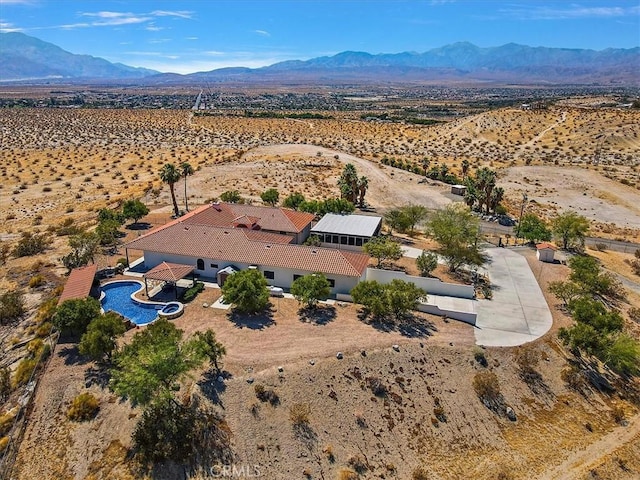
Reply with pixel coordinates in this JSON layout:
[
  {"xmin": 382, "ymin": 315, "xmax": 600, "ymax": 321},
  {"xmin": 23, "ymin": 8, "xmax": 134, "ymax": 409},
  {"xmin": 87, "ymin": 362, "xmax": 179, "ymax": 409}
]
[{"xmin": 311, "ymin": 214, "xmax": 382, "ymax": 237}]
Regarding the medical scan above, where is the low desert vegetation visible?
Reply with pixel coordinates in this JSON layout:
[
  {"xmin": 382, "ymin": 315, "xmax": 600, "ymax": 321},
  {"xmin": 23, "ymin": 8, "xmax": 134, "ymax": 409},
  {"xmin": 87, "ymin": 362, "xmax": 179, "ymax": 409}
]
[{"xmin": 67, "ymin": 392, "xmax": 99, "ymax": 421}]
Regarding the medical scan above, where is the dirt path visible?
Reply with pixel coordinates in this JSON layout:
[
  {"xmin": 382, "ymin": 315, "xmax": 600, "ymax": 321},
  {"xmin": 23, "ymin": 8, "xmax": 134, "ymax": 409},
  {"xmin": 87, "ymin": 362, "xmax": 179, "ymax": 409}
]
[
  {"xmin": 536, "ymin": 413, "xmax": 640, "ymax": 480},
  {"xmin": 515, "ymin": 111, "xmax": 567, "ymax": 158}
]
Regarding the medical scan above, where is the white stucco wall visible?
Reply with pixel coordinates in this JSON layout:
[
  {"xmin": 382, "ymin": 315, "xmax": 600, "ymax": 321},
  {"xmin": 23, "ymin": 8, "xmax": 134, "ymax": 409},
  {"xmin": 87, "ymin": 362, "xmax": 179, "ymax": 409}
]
[
  {"xmin": 365, "ymin": 268, "xmax": 475, "ymax": 299},
  {"xmin": 142, "ymin": 250, "xmax": 362, "ymax": 295}
]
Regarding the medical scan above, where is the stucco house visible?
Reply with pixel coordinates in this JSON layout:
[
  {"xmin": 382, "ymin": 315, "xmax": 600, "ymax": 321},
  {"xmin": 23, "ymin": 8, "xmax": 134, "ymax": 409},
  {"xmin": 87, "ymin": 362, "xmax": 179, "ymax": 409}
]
[
  {"xmin": 310, "ymin": 213, "xmax": 382, "ymax": 251},
  {"xmin": 125, "ymin": 204, "xmax": 369, "ymax": 295}
]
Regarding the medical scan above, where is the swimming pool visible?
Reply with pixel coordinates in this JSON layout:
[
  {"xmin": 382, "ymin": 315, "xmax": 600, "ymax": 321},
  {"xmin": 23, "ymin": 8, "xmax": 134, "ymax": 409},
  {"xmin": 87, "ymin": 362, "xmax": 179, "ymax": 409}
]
[{"xmin": 101, "ymin": 280, "xmax": 165, "ymax": 326}]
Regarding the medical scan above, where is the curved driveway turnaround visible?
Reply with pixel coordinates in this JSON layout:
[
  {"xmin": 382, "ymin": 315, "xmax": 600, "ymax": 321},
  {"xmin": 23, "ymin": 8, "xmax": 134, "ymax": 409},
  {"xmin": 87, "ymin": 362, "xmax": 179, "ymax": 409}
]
[{"xmin": 475, "ymin": 248, "xmax": 553, "ymax": 347}]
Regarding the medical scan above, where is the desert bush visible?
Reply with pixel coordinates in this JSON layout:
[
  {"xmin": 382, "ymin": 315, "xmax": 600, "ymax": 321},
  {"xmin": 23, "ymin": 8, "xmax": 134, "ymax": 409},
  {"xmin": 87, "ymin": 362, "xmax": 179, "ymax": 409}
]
[
  {"xmin": 629, "ymin": 307, "xmax": 640, "ymax": 323},
  {"xmin": 412, "ymin": 466, "xmax": 430, "ymax": 480},
  {"xmin": 36, "ymin": 322, "xmax": 53, "ymax": 338},
  {"xmin": 67, "ymin": 392, "xmax": 99, "ymax": 421},
  {"xmin": 254, "ymin": 384, "xmax": 279, "ymax": 406},
  {"xmin": 611, "ymin": 404, "xmax": 625, "ymax": 424},
  {"xmin": 515, "ymin": 346, "xmax": 540, "ymax": 381},
  {"xmin": 337, "ymin": 468, "xmax": 358, "ymax": 480},
  {"xmin": 12, "ymin": 231, "xmax": 52, "ymax": 257},
  {"xmin": 0, "ymin": 412, "xmax": 15, "ymax": 436},
  {"xmin": 289, "ymin": 402, "xmax": 311, "ymax": 426},
  {"xmin": 12, "ymin": 358, "xmax": 37, "ymax": 388},
  {"xmin": 473, "ymin": 346, "xmax": 488, "ymax": 367},
  {"xmin": 366, "ymin": 376, "xmax": 387, "ymax": 397},
  {"xmin": 0, "ymin": 436, "xmax": 8, "ymax": 453},
  {"xmin": 0, "ymin": 368, "xmax": 10, "ymax": 401},
  {"xmin": 473, "ymin": 371, "xmax": 504, "ymax": 413},
  {"xmin": 561, "ymin": 365, "xmax": 587, "ymax": 393},
  {"xmin": 29, "ymin": 274, "xmax": 45, "ymax": 288},
  {"xmin": 0, "ymin": 291, "xmax": 25, "ymax": 325},
  {"xmin": 26, "ymin": 338, "xmax": 44, "ymax": 357},
  {"xmin": 347, "ymin": 453, "xmax": 367, "ymax": 473},
  {"xmin": 323, "ymin": 444, "xmax": 335, "ymax": 462}
]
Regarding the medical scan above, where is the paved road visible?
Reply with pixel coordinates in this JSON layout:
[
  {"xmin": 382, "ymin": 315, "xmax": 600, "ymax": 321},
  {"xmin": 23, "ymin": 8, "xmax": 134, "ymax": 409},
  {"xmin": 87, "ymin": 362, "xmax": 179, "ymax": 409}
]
[{"xmin": 475, "ymin": 248, "xmax": 553, "ymax": 347}]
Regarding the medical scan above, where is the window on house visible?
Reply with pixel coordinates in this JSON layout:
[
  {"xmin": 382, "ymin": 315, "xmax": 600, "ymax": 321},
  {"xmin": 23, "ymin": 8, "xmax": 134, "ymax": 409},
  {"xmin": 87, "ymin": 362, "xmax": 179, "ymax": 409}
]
[
  {"xmin": 356, "ymin": 238, "xmax": 363, "ymax": 246},
  {"xmin": 327, "ymin": 278, "xmax": 335, "ymax": 288},
  {"xmin": 293, "ymin": 274, "xmax": 303, "ymax": 282},
  {"xmin": 348, "ymin": 237, "xmax": 355, "ymax": 246},
  {"xmin": 340, "ymin": 236, "xmax": 348, "ymax": 245},
  {"xmin": 332, "ymin": 235, "xmax": 339, "ymax": 244},
  {"xmin": 264, "ymin": 271, "xmax": 275, "ymax": 279},
  {"xmin": 210, "ymin": 263, "xmax": 218, "ymax": 268},
  {"xmin": 196, "ymin": 259, "xmax": 204, "ymax": 270}
]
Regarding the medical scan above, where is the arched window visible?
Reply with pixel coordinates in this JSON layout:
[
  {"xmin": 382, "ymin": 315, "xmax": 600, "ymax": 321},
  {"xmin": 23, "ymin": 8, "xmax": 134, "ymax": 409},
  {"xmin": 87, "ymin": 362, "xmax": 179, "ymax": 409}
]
[{"xmin": 196, "ymin": 259, "xmax": 205, "ymax": 270}]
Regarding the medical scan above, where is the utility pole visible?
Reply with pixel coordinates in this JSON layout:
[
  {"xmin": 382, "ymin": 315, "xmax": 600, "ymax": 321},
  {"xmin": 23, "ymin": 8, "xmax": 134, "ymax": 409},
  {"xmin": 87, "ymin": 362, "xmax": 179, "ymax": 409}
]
[{"xmin": 516, "ymin": 193, "xmax": 528, "ymax": 243}]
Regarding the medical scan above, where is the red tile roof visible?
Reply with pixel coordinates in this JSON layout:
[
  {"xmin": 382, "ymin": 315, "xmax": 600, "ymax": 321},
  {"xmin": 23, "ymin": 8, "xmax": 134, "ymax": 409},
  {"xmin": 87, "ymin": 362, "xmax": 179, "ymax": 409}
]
[
  {"xmin": 182, "ymin": 203, "xmax": 315, "ymax": 233},
  {"xmin": 144, "ymin": 262, "xmax": 194, "ymax": 282},
  {"xmin": 536, "ymin": 242, "xmax": 557, "ymax": 250},
  {"xmin": 58, "ymin": 264, "xmax": 98, "ymax": 305},
  {"xmin": 126, "ymin": 224, "xmax": 369, "ymax": 277}
]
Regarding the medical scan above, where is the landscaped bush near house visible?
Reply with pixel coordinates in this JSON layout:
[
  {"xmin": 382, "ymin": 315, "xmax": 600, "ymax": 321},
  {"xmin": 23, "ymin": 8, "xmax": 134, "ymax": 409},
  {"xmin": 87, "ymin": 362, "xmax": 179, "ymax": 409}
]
[
  {"xmin": 182, "ymin": 281, "xmax": 204, "ymax": 302},
  {"xmin": 67, "ymin": 392, "xmax": 99, "ymax": 421}
]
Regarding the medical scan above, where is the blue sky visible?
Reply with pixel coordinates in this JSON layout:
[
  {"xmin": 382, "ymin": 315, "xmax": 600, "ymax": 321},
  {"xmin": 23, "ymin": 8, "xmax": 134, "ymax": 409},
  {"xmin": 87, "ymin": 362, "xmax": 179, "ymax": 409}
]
[{"xmin": 1, "ymin": 1, "xmax": 639, "ymax": 74}]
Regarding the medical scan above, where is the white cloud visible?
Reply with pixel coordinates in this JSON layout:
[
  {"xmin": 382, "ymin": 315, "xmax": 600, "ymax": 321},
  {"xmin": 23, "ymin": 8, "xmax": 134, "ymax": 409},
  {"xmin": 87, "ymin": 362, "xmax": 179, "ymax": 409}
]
[
  {"xmin": 254, "ymin": 29, "xmax": 271, "ymax": 37},
  {"xmin": 0, "ymin": 0, "xmax": 36, "ymax": 4},
  {"xmin": 501, "ymin": 5, "xmax": 640, "ymax": 20},
  {"xmin": 0, "ymin": 20, "xmax": 22, "ymax": 32},
  {"xmin": 145, "ymin": 24, "xmax": 164, "ymax": 31},
  {"xmin": 186, "ymin": 36, "xmax": 198, "ymax": 40},
  {"xmin": 151, "ymin": 10, "xmax": 193, "ymax": 19}
]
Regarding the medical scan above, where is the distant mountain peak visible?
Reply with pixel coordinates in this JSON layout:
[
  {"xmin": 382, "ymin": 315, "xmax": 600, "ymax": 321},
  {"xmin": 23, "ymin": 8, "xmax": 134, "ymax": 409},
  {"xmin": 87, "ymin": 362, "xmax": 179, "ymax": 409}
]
[{"xmin": 0, "ymin": 32, "xmax": 158, "ymax": 82}]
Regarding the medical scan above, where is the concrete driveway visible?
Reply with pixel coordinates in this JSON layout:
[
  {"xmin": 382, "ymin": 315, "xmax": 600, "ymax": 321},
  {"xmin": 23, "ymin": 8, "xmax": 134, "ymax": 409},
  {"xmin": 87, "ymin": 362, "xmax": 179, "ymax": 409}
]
[{"xmin": 475, "ymin": 248, "xmax": 553, "ymax": 347}]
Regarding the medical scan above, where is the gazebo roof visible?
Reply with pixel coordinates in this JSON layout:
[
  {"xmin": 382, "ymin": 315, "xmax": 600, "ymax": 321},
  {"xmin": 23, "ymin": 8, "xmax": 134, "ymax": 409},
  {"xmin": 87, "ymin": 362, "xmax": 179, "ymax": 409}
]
[{"xmin": 144, "ymin": 262, "xmax": 194, "ymax": 282}]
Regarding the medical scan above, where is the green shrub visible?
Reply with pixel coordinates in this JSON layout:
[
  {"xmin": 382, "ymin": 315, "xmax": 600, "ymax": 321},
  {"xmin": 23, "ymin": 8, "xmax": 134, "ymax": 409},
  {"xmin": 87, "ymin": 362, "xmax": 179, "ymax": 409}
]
[
  {"xmin": 36, "ymin": 322, "xmax": 53, "ymax": 338},
  {"xmin": 182, "ymin": 281, "xmax": 204, "ymax": 303},
  {"xmin": 67, "ymin": 392, "xmax": 99, "ymax": 421}
]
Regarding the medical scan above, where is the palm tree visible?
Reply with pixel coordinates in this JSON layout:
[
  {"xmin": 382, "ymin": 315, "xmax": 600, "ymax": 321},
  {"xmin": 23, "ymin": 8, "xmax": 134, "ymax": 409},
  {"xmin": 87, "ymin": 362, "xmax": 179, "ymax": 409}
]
[
  {"xmin": 461, "ymin": 159, "xmax": 470, "ymax": 179},
  {"xmin": 159, "ymin": 163, "xmax": 181, "ymax": 217},
  {"xmin": 476, "ymin": 167, "xmax": 497, "ymax": 214},
  {"xmin": 490, "ymin": 187, "xmax": 505, "ymax": 213},
  {"xmin": 338, "ymin": 163, "xmax": 359, "ymax": 204},
  {"xmin": 180, "ymin": 162, "xmax": 194, "ymax": 212},
  {"xmin": 357, "ymin": 176, "xmax": 369, "ymax": 207}
]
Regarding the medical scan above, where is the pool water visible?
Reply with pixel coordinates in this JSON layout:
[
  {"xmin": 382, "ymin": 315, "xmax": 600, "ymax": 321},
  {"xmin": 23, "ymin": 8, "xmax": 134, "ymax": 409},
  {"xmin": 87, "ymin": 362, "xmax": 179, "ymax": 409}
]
[{"xmin": 101, "ymin": 281, "xmax": 164, "ymax": 326}]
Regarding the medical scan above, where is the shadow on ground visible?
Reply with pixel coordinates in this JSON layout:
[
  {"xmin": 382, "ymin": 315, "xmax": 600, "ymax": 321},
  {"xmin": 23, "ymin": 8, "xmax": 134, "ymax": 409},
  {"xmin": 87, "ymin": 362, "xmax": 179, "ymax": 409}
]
[
  {"xmin": 198, "ymin": 369, "xmax": 230, "ymax": 407},
  {"xmin": 298, "ymin": 305, "xmax": 336, "ymax": 325},
  {"xmin": 358, "ymin": 311, "xmax": 438, "ymax": 338},
  {"xmin": 227, "ymin": 305, "xmax": 276, "ymax": 330}
]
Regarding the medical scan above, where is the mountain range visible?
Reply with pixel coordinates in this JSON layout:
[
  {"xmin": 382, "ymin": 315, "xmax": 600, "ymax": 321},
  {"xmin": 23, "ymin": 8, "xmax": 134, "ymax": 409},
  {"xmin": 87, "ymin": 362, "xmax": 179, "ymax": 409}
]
[{"xmin": 1, "ymin": 32, "xmax": 638, "ymax": 85}]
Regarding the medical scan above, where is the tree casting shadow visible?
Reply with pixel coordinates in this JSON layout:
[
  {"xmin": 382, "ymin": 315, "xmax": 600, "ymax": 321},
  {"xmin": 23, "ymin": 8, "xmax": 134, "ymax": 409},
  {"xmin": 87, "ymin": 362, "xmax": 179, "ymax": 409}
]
[
  {"xmin": 298, "ymin": 305, "xmax": 336, "ymax": 325},
  {"xmin": 358, "ymin": 311, "xmax": 438, "ymax": 338},
  {"xmin": 227, "ymin": 305, "xmax": 276, "ymax": 330}
]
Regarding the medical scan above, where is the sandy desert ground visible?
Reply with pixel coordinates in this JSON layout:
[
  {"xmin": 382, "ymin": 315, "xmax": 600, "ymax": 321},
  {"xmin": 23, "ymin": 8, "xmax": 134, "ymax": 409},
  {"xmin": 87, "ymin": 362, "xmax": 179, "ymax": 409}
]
[{"xmin": 1, "ymin": 103, "xmax": 640, "ymax": 479}]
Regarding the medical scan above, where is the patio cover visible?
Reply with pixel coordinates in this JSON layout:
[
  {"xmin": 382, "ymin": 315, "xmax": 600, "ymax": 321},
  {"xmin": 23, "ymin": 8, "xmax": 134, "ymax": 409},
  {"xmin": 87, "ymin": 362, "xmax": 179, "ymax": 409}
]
[
  {"xmin": 144, "ymin": 262, "xmax": 194, "ymax": 282},
  {"xmin": 58, "ymin": 264, "xmax": 98, "ymax": 305}
]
